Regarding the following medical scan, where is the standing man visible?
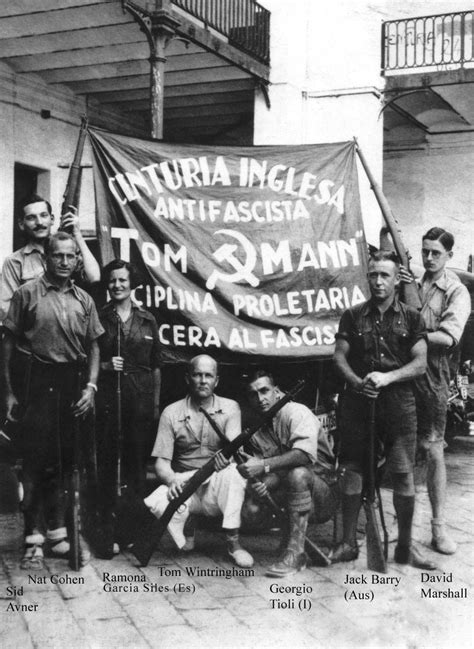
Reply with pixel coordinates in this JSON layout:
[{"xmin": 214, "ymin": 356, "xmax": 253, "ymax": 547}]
[
  {"xmin": 239, "ymin": 369, "xmax": 337, "ymax": 577},
  {"xmin": 0, "ymin": 194, "xmax": 100, "ymax": 320},
  {"xmin": 402, "ymin": 228, "xmax": 470, "ymax": 554},
  {"xmin": 1, "ymin": 232, "xmax": 104, "ymax": 569},
  {"xmin": 145, "ymin": 354, "xmax": 253, "ymax": 568},
  {"xmin": 332, "ymin": 250, "xmax": 435, "ymax": 569}
]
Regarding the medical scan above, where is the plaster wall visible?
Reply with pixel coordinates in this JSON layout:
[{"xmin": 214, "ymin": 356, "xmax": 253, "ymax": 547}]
[
  {"xmin": 254, "ymin": 0, "xmax": 386, "ymax": 246},
  {"xmin": 0, "ymin": 62, "xmax": 143, "ymax": 267},
  {"xmin": 384, "ymin": 135, "xmax": 474, "ymax": 270}
]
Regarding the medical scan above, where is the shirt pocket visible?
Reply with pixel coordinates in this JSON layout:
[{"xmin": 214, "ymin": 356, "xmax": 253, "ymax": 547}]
[
  {"xmin": 355, "ymin": 324, "xmax": 374, "ymax": 352},
  {"xmin": 391, "ymin": 321, "xmax": 411, "ymax": 351}
]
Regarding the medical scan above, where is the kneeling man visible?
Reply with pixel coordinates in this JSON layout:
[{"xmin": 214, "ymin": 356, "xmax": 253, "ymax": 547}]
[
  {"xmin": 147, "ymin": 354, "xmax": 253, "ymax": 568},
  {"xmin": 238, "ymin": 369, "xmax": 336, "ymax": 577}
]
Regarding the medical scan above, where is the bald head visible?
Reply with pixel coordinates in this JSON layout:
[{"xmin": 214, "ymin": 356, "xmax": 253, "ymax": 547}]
[
  {"xmin": 188, "ymin": 354, "xmax": 218, "ymax": 375},
  {"xmin": 186, "ymin": 355, "xmax": 219, "ymax": 404}
]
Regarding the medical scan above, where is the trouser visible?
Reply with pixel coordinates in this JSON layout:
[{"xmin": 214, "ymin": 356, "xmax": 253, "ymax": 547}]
[
  {"xmin": 241, "ymin": 466, "xmax": 338, "ymax": 531},
  {"xmin": 19, "ymin": 360, "xmax": 86, "ymax": 538},
  {"xmin": 145, "ymin": 464, "xmax": 247, "ymax": 548},
  {"xmin": 96, "ymin": 371, "xmax": 154, "ymax": 505}
]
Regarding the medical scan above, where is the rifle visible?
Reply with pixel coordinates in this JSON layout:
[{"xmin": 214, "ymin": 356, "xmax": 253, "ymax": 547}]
[
  {"xmin": 199, "ymin": 405, "xmax": 331, "ymax": 567},
  {"xmin": 363, "ymin": 399, "xmax": 387, "ymax": 573},
  {"xmin": 130, "ymin": 379, "xmax": 305, "ymax": 566},
  {"xmin": 354, "ymin": 138, "xmax": 421, "ymax": 310},
  {"xmin": 68, "ymin": 373, "xmax": 83, "ymax": 571},
  {"xmin": 59, "ymin": 116, "xmax": 88, "ymax": 232}
]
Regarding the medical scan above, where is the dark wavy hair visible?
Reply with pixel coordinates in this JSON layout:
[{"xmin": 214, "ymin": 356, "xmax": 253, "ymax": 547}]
[
  {"xmin": 101, "ymin": 259, "xmax": 140, "ymax": 289},
  {"xmin": 422, "ymin": 227, "xmax": 454, "ymax": 252},
  {"xmin": 20, "ymin": 194, "xmax": 53, "ymax": 218},
  {"xmin": 245, "ymin": 368, "xmax": 276, "ymax": 387}
]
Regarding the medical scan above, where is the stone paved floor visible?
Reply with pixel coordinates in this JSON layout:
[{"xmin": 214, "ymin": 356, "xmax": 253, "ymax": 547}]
[{"xmin": 1, "ymin": 437, "xmax": 473, "ymax": 649}]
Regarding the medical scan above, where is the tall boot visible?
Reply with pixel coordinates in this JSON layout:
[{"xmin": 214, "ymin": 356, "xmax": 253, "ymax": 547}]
[
  {"xmin": 266, "ymin": 508, "xmax": 309, "ymax": 577},
  {"xmin": 330, "ymin": 493, "xmax": 361, "ymax": 563}
]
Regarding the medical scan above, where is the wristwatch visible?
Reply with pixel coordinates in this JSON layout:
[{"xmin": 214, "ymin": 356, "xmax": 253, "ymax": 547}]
[{"xmin": 263, "ymin": 461, "xmax": 270, "ymax": 474}]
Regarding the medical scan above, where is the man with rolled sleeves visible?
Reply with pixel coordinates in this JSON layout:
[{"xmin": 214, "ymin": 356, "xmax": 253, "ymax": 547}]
[
  {"xmin": 239, "ymin": 369, "xmax": 336, "ymax": 577},
  {"xmin": 401, "ymin": 228, "xmax": 471, "ymax": 554},
  {"xmin": 1, "ymin": 231, "xmax": 104, "ymax": 569},
  {"xmin": 0, "ymin": 193, "xmax": 100, "ymax": 321},
  {"xmin": 332, "ymin": 250, "xmax": 435, "ymax": 569},
  {"xmin": 146, "ymin": 354, "xmax": 253, "ymax": 568}
]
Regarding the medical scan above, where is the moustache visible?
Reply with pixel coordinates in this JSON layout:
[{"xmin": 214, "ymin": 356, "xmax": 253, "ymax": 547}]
[{"xmin": 33, "ymin": 226, "xmax": 48, "ymax": 231}]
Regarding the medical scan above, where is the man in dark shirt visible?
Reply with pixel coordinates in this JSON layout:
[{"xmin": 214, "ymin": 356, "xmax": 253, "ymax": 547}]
[
  {"xmin": 2, "ymin": 232, "xmax": 103, "ymax": 570},
  {"xmin": 332, "ymin": 250, "xmax": 435, "ymax": 569}
]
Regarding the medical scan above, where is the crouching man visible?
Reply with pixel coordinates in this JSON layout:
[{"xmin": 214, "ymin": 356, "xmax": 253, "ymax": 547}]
[
  {"xmin": 145, "ymin": 355, "xmax": 253, "ymax": 568},
  {"xmin": 238, "ymin": 369, "xmax": 336, "ymax": 577}
]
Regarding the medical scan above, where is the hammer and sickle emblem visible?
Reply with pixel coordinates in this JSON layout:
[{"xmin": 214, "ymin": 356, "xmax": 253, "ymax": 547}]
[{"xmin": 206, "ymin": 229, "xmax": 259, "ymax": 290}]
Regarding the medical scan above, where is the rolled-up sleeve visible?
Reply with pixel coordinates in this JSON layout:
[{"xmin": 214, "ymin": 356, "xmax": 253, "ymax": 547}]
[
  {"xmin": 2, "ymin": 289, "xmax": 24, "ymax": 336},
  {"xmin": 279, "ymin": 403, "xmax": 318, "ymax": 464},
  {"xmin": 152, "ymin": 407, "xmax": 175, "ymax": 459},
  {"xmin": 335, "ymin": 309, "xmax": 354, "ymax": 342},
  {"xmin": 439, "ymin": 283, "xmax": 471, "ymax": 345},
  {"xmin": 1, "ymin": 258, "xmax": 21, "ymax": 322}
]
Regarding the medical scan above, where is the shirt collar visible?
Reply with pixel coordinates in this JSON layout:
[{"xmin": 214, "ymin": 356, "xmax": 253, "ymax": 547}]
[
  {"xmin": 362, "ymin": 296, "xmax": 400, "ymax": 316},
  {"xmin": 103, "ymin": 300, "xmax": 144, "ymax": 314},
  {"xmin": 40, "ymin": 273, "xmax": 79, "ymax": 297},
  {"xmin": 178, "ymin": 395, "xmax": 225, "ymax": 423},
  {"xmin": 22, "ymin": 242, "xmax": 45, "ymax": 256},
  {"xmin": 419, "ymin": 269, "xmax": 449, "ymax": 291}
]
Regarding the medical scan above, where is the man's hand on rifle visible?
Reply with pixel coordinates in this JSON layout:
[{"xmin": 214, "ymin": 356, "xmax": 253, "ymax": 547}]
[
  {"xmin": 364, "ymin": 371, "xmax": 392, "ymax": 391},
  {"xmin": 398, "ymin": 265, "xmax": 415, "ymax": 285},
  {"xmin": 250, "ymin": 480, "xmax": 270, "ymax": 499},
  {"xmin": 237, "ymin": 453, "xmax": 265, "ymax": 480},
  {"xmin": 167, "ymin": 474, "xmax": 188, "ymax": 500},
  {"xmin": 213, "ymin": 450, "xmax": 230, "ymax": 472},
  {"xmin": 353, "ymin": 376, "xmax": 380, "ymax": 399},
  {"xmin": 60, "ymin": 205, "xmax": 81, "ymax": 236}
]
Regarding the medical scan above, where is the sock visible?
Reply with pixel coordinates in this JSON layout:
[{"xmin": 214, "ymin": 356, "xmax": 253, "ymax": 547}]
[{"xmin": 393, "ymin": 494, "xmax": 415, "ymax": 548}]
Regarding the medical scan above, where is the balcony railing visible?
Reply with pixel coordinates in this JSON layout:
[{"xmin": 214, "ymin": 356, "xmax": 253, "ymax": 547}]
[
  {"xmin": 382, "ymin": 11, "xmax": 474, "ymax": 73},
  {"xmin": 173, "ymin": 0, "xmax": 270, "ymax": 64}
]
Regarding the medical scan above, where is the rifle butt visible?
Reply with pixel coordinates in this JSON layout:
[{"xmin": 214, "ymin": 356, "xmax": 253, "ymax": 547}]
[
  {"xmin": 68, "ymin": 469, "xmax": 81, "ymax": 571},
  {"xmin": 364, "ymin": 500, "xmax": 387, "ymax": 573},
  {"xmin": 304, "ymin": 536, "xmax": 331, "ymax": 566},
  {"xmin": 130, "ymin": 512, "xmax": 168, "ymax": 566}
]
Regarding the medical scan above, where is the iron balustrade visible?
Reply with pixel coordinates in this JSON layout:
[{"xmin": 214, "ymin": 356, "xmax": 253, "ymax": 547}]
[
  {"xmin": 382, "ymin": 11, "xmax": 474, "ymax": 72},
  {"xmin": 172, "ymin": 0, "xmax": 270, "ymax": 64}
]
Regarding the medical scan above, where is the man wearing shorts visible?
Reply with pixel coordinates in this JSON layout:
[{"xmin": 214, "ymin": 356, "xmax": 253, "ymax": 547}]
[{"xmin": 332, "ymin": 250, "xmax": 435, "ymax": 569}]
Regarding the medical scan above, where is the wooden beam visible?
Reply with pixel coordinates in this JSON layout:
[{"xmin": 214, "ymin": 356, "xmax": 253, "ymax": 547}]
[
  {"xmin": 87, "ymin": 78, "xmax": 255, "ymax": 103},
  {"xmin": 36, "ymin": 53, "xmax": 229, "ymax": 83},
  {"xmin": 117, "ymin": 99, "xmax": 253, "ymax": 117},
  {"xmin": 0, "ymin": 24, "xmax": 139, "ymax": 57},
  {"xmin": 0, "ymin": 0, "xmax": 106, "ymax": 18},
  {"xmin": 0, "ymin": 3, "xmax": 130, "ymax": 39},
  {"xmin": 68, "ymin": 65, "xmax": 250, "ymax": 93},
  {"xmin": 8, "ymin": 40, "xmax": 201, "ymax": 72}
]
